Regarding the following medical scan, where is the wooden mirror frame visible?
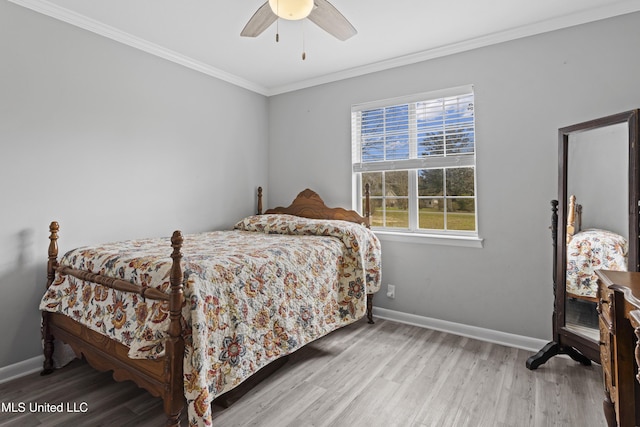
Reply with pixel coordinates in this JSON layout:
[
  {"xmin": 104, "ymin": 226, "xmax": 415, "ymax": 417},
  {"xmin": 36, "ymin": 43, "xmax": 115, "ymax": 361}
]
[{"xmin": 527, "ymin": 109, "xmax": 640, "ymax": 369}]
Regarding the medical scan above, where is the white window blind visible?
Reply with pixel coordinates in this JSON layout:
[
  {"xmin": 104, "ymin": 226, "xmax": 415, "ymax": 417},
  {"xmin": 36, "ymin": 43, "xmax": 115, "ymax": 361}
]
[{"xmin": 352, "ymin": 85, "xmax": 475, "ymax": 172}]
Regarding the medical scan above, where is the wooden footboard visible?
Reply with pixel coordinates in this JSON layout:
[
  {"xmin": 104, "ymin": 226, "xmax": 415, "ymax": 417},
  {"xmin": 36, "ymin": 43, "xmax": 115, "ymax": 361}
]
[
  {"xmin": 41, "ymin": 222, "xmax": 185, "ymax": 426},
  {"xmin": 47, "ymin": 312, "xmax": 167, "ymax": 395}
]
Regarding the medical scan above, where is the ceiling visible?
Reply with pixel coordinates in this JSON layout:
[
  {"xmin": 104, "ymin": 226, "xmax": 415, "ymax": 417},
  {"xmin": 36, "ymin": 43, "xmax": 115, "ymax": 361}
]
[{"xmin": 10, "ymin": 0, "xmax": 640, "ymax": 95}]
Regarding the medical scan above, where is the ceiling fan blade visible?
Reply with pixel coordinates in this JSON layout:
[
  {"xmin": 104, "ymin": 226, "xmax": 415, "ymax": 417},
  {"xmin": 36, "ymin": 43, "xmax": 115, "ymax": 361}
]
[
  {"xmin": 241, "ymin": 1, "xmax": 277, "ymax": 37},
  {"xmin": 308, "ymin": 0, "xmax": 357, "ymax": 41}
]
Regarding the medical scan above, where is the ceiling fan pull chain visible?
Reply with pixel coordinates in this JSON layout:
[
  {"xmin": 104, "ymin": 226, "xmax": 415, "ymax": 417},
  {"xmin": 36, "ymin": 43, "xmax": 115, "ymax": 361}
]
[
  {"xmin": 275, "ymin": 0, "xmax": 280, "ymax": 42},
  {"xmin": 302, "ymin": 20, "xmax": 306, "ymax": 60}
]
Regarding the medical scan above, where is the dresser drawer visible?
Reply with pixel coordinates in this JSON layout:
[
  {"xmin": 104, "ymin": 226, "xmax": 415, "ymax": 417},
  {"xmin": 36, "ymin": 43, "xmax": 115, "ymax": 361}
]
[
  {"xmin": 598, "ymin": 284, "xmax": 614, "ymax": 331},
  {"xmin": 594, "ymin": 270, "xmax": 640, "ymax": 427},
  {"xmin": 599, "ymin": 315, "xmax": 616, "ymax": 399}
]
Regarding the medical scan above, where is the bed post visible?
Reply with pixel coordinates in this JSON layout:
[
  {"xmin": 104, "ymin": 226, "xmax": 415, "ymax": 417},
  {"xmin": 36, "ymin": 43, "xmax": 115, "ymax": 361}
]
[
  {"xmin": 363, "ymin": 184, "xmax": 375, "ymax": 324},
  {"xmin": 364, "ymin": 183, "xmax": 371, "ymax": 228},
  {"xmin": 257, "ymin": 186, "xmax": 263, "ymax": 215},
  {"xmin": 41, "ymin": 221, "xmax": 59, "ymax": 375},
  {"xmin": 567, "ymin": 195, "xmax": 576, "ymax": 243},
  {"xmin": 165, "ymin": 231, "xmax": 185, "ymax": 426},
  {"xmin": 366, "ymin": 294, "xmax": 374, "ymax": 324}
]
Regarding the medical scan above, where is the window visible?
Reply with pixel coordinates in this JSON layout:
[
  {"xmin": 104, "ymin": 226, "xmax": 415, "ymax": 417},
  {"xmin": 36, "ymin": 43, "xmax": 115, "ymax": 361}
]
[{"xmin": 351, "ymin": 85, "xmax": 477, "ymax": 237}]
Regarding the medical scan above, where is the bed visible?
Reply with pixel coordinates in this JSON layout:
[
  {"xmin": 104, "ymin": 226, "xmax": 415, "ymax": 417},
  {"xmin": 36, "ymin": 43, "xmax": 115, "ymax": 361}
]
[
  {"xmin": 39, "ymin": 187, "xmax": 381, "ymax": 426},
  {"xmin": 565, "ymin": 194, "xmax": 628, "ymax": 300}
]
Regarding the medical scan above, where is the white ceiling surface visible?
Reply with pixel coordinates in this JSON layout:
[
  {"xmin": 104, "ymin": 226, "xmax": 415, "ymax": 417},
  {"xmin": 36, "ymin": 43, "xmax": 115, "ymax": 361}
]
[{"xmin": 10, "ymin": 0, "xmax": 640, "ymax": 95}]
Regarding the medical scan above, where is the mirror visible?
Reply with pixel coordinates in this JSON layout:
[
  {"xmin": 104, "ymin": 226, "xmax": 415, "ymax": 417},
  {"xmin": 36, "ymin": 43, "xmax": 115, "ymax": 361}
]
[
  {"xmin": 527, "ymin": 109, "xmax": 639, "ymax": 369},
  {"xmin": 564, "ymin": 123, "xmax": 628, "ymax": 342}
]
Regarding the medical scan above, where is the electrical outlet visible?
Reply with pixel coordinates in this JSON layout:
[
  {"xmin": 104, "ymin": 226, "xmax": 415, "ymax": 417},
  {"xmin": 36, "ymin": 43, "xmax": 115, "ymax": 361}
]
[{"xmin": 386, "ymin": 284, "xmax": 396, "ymax": 299}]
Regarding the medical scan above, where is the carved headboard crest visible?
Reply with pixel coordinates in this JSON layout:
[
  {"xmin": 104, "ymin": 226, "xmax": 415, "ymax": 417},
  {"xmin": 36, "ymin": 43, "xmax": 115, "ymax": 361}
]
[{"xmin": 264, "ymin": 188, "xmax": 370, "ymax": 228}]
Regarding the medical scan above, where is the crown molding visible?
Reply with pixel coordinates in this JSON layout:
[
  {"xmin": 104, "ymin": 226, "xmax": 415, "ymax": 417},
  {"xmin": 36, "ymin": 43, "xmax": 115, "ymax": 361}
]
[
  {"xmin": 8, "ymin": 0, "xmax": 270, "ymax": 96},
  {"xmin": 9, "ymin": 0, "xmax": 640, "ymax": 97},
  {"xmin": 265, "ymin": 0, "xmax": 640, "ymax": 96}
]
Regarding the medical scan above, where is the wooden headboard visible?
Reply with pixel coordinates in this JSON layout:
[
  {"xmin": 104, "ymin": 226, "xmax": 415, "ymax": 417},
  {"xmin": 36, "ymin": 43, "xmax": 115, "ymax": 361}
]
[{"xmin": 258, "ymin": 187, "xmax": 371, "ymax": 228}]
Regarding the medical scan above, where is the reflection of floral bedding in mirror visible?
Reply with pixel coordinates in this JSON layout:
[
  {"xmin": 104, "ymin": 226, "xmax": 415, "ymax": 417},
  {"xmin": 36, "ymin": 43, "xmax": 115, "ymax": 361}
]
[{"xmin": 566, "ymin": 228, "xmax": 628, "ymax": 299}]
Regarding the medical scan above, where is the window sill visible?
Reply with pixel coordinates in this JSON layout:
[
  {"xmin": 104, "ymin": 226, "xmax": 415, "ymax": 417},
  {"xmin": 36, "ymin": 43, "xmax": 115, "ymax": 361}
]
[{"xmin": 373, "ymin": 230, "xmax": 484, "ymax": 248}]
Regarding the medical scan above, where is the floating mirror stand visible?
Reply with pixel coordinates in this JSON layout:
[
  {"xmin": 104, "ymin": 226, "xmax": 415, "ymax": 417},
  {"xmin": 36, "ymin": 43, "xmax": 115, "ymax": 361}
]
[{"xmin": 527, "ymin": 109, "xmax": 640, "ymax": 370}]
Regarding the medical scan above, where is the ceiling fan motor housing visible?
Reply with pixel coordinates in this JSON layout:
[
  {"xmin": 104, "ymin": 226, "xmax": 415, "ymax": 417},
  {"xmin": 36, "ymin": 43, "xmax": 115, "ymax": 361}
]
[{"xmin": 268, "ymin": 0, "xmax": 314, "ymax": 20}]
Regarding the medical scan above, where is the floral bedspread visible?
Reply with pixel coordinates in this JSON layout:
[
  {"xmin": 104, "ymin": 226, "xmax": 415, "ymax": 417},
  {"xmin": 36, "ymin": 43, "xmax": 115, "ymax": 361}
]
[
  {"xmin": 39, "ymin": 214, "xmax": 381, "ymax": 426},
  {"xmin": 566, "ymin": 228, "xmax": 627, "ymax": 299}
]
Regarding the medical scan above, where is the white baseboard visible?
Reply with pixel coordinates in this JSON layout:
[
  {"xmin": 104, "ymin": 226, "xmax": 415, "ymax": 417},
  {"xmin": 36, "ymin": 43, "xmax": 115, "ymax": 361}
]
[
  {"xmin": 0, "ymin": 310, "xmax": 547, "ymax": 384},
  {"xmin": 0, "ymin": 355, "xmax": 44, "ymax": 384},
  {"xmin": 373, "ymin": 307, "xmax": 548, "ymax": 353}
]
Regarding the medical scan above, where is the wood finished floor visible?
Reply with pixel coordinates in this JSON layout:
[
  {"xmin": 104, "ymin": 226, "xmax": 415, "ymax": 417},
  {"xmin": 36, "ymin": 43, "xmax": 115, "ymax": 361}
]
[{"xmin": 0, "ymin": 318, "xmax": 606, "ymax": 427}]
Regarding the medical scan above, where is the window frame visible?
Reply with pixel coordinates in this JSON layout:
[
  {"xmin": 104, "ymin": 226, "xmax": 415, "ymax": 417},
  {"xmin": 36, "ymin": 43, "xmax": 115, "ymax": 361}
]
[{"xmin": 351, "ymin": 85, "xmax": 482, "ymax": 246}]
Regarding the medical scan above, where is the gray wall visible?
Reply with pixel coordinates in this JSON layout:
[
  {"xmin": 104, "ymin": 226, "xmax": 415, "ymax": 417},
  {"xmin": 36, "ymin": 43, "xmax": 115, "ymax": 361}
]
[
  {"xmin": 0, "ymin": 2, "xmax": 269, "ymax": 367},
  {"xmin": 567, "ymin": 122, "xmax": 628, "ymax": 237},
  {"xmin": 268, "ymin": 12, "xmax": 640, "ymax": 340}
]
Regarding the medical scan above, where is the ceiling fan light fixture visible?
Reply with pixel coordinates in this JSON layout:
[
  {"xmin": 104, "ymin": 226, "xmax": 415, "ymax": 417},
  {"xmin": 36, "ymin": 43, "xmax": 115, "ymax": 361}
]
[{"xmin": 268, "ymin": 0, "xmax": 314, "ymax": 21}]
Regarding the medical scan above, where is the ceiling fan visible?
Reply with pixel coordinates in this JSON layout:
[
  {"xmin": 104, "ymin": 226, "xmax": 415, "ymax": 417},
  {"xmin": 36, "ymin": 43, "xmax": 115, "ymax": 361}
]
[{"xmin": 241, "ymin": 0, "xmax": 357, "ymax": 41}]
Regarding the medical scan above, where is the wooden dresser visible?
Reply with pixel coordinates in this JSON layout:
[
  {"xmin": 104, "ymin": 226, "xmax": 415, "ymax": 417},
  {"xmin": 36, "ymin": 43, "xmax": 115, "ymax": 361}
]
[{"xmin": 596, "ymin": 270, "xmax": 640, "ymax": 427}]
